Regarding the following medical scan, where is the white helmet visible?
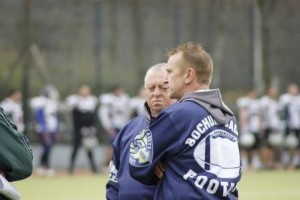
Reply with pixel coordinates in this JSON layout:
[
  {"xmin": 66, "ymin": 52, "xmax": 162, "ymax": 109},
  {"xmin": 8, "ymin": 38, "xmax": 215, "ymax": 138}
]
[
  {"xmin": 239, "ymin": 132, "xmax": 255, "ymax": 148},
  {"xmin": 285, "ymin": 133, "xmax": 299, "ymax": 149},
  {"xmin": 81, "ymin": 127, "xmax": 98, "ymax": 150},
  {"xmin": 268, "ymin": 132, "xmax": 283, "ymax": 147}
]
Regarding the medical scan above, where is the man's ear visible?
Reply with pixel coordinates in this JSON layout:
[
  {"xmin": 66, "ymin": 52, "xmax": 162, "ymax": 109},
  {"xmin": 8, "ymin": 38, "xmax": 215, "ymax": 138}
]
[{"xmin": 184, "ymin": 68, "xmax": 195, "ymax": 84}]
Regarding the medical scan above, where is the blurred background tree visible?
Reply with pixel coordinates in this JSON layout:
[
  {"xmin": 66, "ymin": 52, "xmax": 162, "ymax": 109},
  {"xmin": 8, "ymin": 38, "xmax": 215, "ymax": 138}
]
[{"xmin": 0, "ymin": 0, "xmax": 299, "ymax": 110}]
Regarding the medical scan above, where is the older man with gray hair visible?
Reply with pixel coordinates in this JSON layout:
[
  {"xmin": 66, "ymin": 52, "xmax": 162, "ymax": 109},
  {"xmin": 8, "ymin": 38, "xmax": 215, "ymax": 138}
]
[{"xmin": 106, "ymin": 63, "xmax": 174, "ymax": 200}]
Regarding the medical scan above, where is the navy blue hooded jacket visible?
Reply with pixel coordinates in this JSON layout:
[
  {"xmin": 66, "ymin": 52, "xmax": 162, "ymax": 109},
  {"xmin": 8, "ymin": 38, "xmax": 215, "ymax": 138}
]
[
  {"xmin": 106, "ymin": 103, "xmax": 157, "ymax": 200},
  {"xmin": 129, "ymin": 89, "xmax": 242, "ymax": 200}
]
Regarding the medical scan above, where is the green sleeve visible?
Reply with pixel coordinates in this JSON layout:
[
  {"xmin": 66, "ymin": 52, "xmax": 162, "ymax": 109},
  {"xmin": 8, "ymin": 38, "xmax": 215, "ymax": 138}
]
[
  {"xmin": 0, "ymin": 194, "xmax": 9, "ymax": 200},
  {"xmin": 0, "ymin": 108, "xmax": 33, "ymax": 182}
]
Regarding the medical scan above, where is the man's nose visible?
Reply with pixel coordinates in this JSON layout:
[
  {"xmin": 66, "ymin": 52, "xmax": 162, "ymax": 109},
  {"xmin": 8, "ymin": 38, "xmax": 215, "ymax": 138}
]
[{"xmin": 153, "ymin": 88, "xmax": 162, "ymax": 96}]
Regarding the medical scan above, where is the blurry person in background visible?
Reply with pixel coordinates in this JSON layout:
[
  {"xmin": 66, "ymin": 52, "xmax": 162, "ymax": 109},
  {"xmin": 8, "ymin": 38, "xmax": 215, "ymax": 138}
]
[
  {"xmin": 106, "ymin": 63, "xmax": 174, "ymax": 199},
  {"xmin": 279, "ymin": 83, "xmax": 300, "ymax": 169},
  {"xmin": 0, "ymin": 89, "xmax": 24, "ymax": 133},
  {"xmin": 237, "ymin": 88, "xmax": 262, "ymax": 171},
  {"xmin": 259, "ymin": 86, "xmax": 282, "ymax": 169},
  {"xmin": 30, "ymin": 85, "xmax": 60, "ymax": 177},
  {"xmin": 99, "ymin": 85, "xmax": 130, "ymax": 169},
  {"xmin": 66, "ymin": 85, "xmax": 99, "ymax": 174},
  {"xmin": 129, "ymin": 86, "xmax": 147, "ymax": 118}
]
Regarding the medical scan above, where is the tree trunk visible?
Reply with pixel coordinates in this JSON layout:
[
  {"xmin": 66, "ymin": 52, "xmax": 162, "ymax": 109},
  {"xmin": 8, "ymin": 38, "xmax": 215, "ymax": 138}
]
[
  {"xmin": 131, "ymin": 0, "xmax": 144, "ymax": 90},
  {"xmin": 211, "ymin": 0, "xmax": 229, "ymax": 88},
  {"xmin": 252, "ymin": 0, "xmax": 264, "ymax": 95}
]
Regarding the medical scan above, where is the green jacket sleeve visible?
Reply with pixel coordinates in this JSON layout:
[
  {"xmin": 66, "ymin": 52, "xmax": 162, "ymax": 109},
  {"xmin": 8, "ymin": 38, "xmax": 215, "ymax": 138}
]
[{"xmin": 0, "ymin": 107, "xmax": 33, "ymax": 182}]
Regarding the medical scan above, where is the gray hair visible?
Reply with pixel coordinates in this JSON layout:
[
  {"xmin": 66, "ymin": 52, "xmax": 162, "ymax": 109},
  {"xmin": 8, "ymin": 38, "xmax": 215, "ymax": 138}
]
[{"xmin": 144, "ymin": 63, "xmax": 167, "ymax": 87}]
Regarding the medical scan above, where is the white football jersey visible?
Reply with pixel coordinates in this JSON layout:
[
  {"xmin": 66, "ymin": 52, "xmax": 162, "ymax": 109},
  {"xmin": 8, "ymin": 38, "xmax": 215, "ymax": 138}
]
[
  {"xmin": 0, "ymin": 98, "xmax": 24, "ymax": 132},
  {"xmin": 279, "ymin": 93, "xmax": 300, "ymax": 129},
  {"xmin": 66, "ymin": 94, "xmax": 98, "ymax": 112},
  {"xmin": 30, "ymin": 96, "xmax": 60, "ymax": 133},
  {"xmin": 237, "ymin": 96, "xmax": 261, "ymax": 133},
  {"xmin": 259, "ymin": 96, "xmax": 281, "ymax": 131},
  {"xmin": 99, "ymin": 93, "xmax": 130, "ymax": 130},
  {"xmin": 129, "ymin": 97, "xmax": 146, "ymax": 117}
]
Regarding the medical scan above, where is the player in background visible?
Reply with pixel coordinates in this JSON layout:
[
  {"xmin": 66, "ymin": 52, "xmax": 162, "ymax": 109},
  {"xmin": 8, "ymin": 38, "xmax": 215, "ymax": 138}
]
[
  {"xmin": 0, "ymin": 89, "xmax": 24, "ymax": 133},
  {"xmin": 106, "ymin": 63, "xmax": 174, "ymax": 199},
  {"xmin": 129, "ymin": 42, "xmax": 242, "ymax": 199},
  {"xmin": 99, "ymin": 85, "xmax": 131, "ymax": 169},
  {"xmin": 259, "ymin": 86, "xmax": 282, "ymax": 169},
  {"xmin": 31, "ymin": 85, "xmax": 60, "ymax": 177},
  {"xmin": 129, "ymin": 86, "xmax": 147, "ymax": 118},
  {"xmin": 236, "ymin": 88, "xmax": 262, "ymax": 171},
  {"xmin": 66, "ymin": 85, "xmax": 99, "ymax": 174},
  {"xmin": 279, "ymin": 83, "xmax": 300, "ymax": 169}
]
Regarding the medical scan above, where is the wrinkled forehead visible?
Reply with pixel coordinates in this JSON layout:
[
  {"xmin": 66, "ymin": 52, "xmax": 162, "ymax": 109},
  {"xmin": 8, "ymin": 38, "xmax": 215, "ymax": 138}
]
[{"xmin": 145, "ymin": 70, "xmax": 168, "ymax": 87}]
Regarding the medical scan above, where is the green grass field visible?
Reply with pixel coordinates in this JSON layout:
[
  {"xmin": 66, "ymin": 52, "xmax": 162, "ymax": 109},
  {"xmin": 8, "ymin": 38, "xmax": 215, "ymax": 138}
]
[{"xmin": 11, "ymin": 170, "xmax": 300, "ymax": 200}]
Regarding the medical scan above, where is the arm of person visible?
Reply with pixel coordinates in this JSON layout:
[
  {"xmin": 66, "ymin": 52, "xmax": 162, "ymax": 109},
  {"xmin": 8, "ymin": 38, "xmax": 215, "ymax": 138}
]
[
  {"xmin": 98, "ymin": 103, "xmax": 116, "ymax": 138},
  {"xmin": 0, "ymin": 108, "xmax": 33, "ymax": 182},
  {"xmin": 105, "ymin": 128, "xmax": 123, "ymax": 199},
  {"xmin": 106, "ymin": 159, "xmax": 119, "ymax": 200},
  {"xmin": 128, "ymin": 112, "xmax": 179, "ymax": 185}
]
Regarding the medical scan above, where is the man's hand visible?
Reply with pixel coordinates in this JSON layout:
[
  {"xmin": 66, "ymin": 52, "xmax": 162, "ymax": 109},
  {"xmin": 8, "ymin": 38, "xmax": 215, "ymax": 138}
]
[{"xmin": 154, "ymin": 161, "xmax": 164, "ymax": 179}]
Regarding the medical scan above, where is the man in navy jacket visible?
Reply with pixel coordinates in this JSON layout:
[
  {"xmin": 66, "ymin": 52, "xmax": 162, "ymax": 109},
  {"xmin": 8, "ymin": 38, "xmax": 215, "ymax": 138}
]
[
  {"xmin": 106, "ymin": 63, "xmax": 174, "ymax": 199},
  {"xmin": 129, "ymin": 42, "xmax": 242, "ymax": 200}
]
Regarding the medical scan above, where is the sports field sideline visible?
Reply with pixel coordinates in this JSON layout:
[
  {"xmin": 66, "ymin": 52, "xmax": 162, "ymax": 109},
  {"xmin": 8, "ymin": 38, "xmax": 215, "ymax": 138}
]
[{"xmin": 12, "ymin": 170, "xmax": 300, "ymax": 200}]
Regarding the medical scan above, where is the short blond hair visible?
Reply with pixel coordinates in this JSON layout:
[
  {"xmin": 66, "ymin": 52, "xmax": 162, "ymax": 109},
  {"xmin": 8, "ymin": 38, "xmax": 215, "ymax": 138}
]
[{"xmin": 168, "ymin": 42, "xmax": 213, "ymax": 85}]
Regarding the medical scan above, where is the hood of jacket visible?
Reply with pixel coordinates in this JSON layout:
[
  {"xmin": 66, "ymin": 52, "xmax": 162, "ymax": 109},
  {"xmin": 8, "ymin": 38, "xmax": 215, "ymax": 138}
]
[
  {"xmin": 142, "ymin": 102, "xmax": 154, "ymax": 122},
  {"xmin": 178, "ymin": 89, "xmax": 234, "ymax": 125}
]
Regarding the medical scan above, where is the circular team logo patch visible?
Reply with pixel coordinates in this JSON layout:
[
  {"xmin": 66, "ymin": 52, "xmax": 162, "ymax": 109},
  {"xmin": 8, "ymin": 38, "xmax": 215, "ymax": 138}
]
[{"xmin": 129, "ymin": 128, "xmax": 153, "ymax": 167}]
